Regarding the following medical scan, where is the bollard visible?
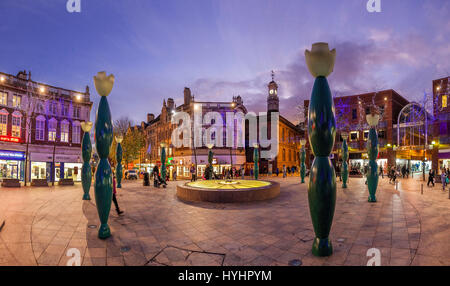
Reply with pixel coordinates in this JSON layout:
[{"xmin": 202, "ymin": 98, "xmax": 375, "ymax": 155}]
[
  {"xmin": 395, "ymin": 181, "xmax": 398, "ymax": 190},
  {"xmin": 421, "ymin": 184, "xmax": 423, "ymax": 195}
]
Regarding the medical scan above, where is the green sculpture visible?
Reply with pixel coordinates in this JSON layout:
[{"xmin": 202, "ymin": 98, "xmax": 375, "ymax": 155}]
[
  {"xmin": 300, "ymin": 139, "xmax": 306, "ymax": 183},
  {"xmin": 341, "ymin": 132, "xmax": 349, "ymax": 188},
  {"xmin": 305, "ymin": 43, "xmax": 337, "ymax": 257},
  {"xmin": 253, "ymin": 144, "xmax": 259, "ymax": 180},
  {"xmin": 207, "ymin": 144, "xmax": 213, "ymax": 180},
  {"xmin": 81, "ymin": 121, "xmax": 93, "ymax": 200},
  {"xmin": 366, "ymin": 114, "xmax": 380, "ymax": 202},
  {"xmin": 115, "ymin": 136, "xmax": 123, "ymax": 188},
  {"xmin": 93, "ymin": 71, "xmax": 115, "ymax": 239},
  {"xmin": 161, "ymin": 143, "xmax": 167, "ymax": 181}
]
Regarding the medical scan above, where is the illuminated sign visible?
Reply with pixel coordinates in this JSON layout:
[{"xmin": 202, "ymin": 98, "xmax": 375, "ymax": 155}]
[
  {"xmin": 0, "ymin": 135, "xmax": 21, "ymax": 143},
  {"xmin": 0, "ymin": 150, "xmax": 25, "ymax": 161}
]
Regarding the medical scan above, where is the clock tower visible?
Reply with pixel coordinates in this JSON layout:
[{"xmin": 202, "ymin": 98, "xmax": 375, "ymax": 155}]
[{"xmin": 267, "ymin": 70, "xmax": 279, "ymax": 113}]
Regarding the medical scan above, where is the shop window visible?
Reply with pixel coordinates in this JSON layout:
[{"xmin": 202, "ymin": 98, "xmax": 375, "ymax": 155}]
[
  {"xmin": 0, "ymin": 92, "xmax": 7, "ymax": 106},
  {"xmin": 350, "ymin": 131, "xmax": 359, "ymax": 141},
  {"xmin": 48, "ymin": 118, "xmax": 57, "ymax": 141},
  {"xmin": 363, "ymin": 130, "xmax": 369, "ymax": 141},
  {"xmin": 443, "ymin": 95, "xmax": 448, "ymax": 108},
  {"xmin": 11, "ymin": 113, "xmax": 22, "ymax": 137},
  {"xmin": 72, "ymin": 121, "xmax": 81, "ymax": 144},
  {"xmin": 0, "ymin": 110, "xmax": 8, "ymax": 135},
  {"xmin": 61, "ymin": 120, "xmax": 69, "ymax": 143},
  {"xmin": 352, "ymin": 109, "xmax": 357, "ymax": 120},
  {"xmin": 36, "ymin": 116, "xmax": 45, "ymax": 140},
  {"xmin": 12, "ymin": 94, "xmax": 21, "ymax": 108}
]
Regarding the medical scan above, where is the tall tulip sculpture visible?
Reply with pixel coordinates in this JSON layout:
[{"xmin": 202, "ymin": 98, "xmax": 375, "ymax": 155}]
[
  {"xmin": 366, "ymin": 113, "xmax": 380, "ymax": 202},
  {"xmin": 341, "ymin": 132, "xmax": 349, "ymax": 188},
  {"xmin": 253, "ymin": 143, "xmax": 259, "ymax": 180},
  {"xmin": 206, "ymin": 144, "xmax": 214, "ymax": 180},
  {"xmin": 81, "ymin": 121, "xmax": 93, "ymax": 200},
  {"xmin": 93, "ymin": 71, "xmax": 115, "ymax": 239},
  {"xmin": 300, "ymin": 139, "xmax": 307, "ymax": 183},
  {"xmin": 305, "ymin": 42, "xmax": 337, "ymax": 256},
  {"xmin": 115, "ymin": 135, "xmax": 123, "ymax": 188},
  {"xmin": 160, "ymin": 143, "xmax": 167, "ymax": 181}
]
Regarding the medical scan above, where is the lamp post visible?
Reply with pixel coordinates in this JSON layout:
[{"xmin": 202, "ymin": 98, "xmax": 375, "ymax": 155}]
[
  {"xmin": 115, "ymin": 135, "xmax": 123, "ymax": 188},
  {"xmin": 253, "ymin": 143, "xmax": 259, "ymax": 180},
  {"xmin": 341, "ymin": 132, "xmax": 349, "ymax": 188},
  {"xmin": 93, "ymin": 71, "xmax": 115, "ymax": 239},
  {"xmin": 300, "ymin": 139, "xmax": 307, "ymax": 183},
  {"xmin": 206, "ymin": 143, "xmax": 214, "ymax": 180},
  {"xmin": 366, "ymin": 113, "xmax": 380, "ymax": 202},
  {"xmin": 81, "ymin": 121, "xmax": 93, "ymax": 200},
  {"xmin": 305, "ymin": 42, "xmax": 337, "ymax": 257}
]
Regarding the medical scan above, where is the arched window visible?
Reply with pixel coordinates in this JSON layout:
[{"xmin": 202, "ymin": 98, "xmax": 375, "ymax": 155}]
[
  {"xmin": 289, "ymin": 149, "xmax": 292, "ymax": 161},
  {"xmin": 11, "ymin": 111, "xmax": 22, "ymax": 138},
  {"xmin": 36, "ymin": 115, "xmax": 45, "ymax": 141},
  {"xmin": 0, "ymin": 109, "xmax": 8, "ymax": 135},
  {"xmin": 72, "ymin": 121, "xmax": 81, "ymax": 144},
  {"xmin": 48, "ymin": 118, "xmax": 57, "ymax": 141},
  {"xmin": 61, "ymin": 120, "xmax": 69, "ymax": 143},
  {"xmin": 282, "ymin": 148, "xmax": 286, "ymax": 161}
]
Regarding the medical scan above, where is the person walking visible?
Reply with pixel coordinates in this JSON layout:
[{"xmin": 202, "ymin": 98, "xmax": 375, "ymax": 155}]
[
  {"xmin": 276, "ymin": 168, "xmax": 279, "ymax": 177},
  {"xmin": 241, "ymin": 167, "xmax": 245, "ymax": 180},
  {"xmin": 427, "ymin": 169, "xmax": 435, "ymax": 187},
  {"xmin": 112, "ymin": 173, "xmax": 124, "ymax": 215},
  {"xmin": 172, "ymin": 169, "xmax": 177, "ymax": 181},
  {"xmin": 379, "ymin": 165, "xmax": 384, "ymax": 179},
  {"xmin": 190, "ymin": 165, "xmax": 196, "ymax": 182},
  {"xmin": 282, "ymin": 165, "xmax": 287, "ymax": 178},
  {"xmin": 441, "ymin": 169, "xmax": 447, "ymax": 191}
]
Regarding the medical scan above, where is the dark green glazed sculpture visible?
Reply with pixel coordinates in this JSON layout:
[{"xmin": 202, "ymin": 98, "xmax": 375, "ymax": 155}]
[
  {"xmin": 115, "ymin": 136, "xmax": 123, "ymax": 188},
  {"xmin": 207, "ymin": 146, "xmax": 213, "ymax": 180},
  {"xmin": 366, "ymin": 114, "xmax": 380, "ymax": 202},
  {"xmin": 300, "ymin": 141, "xmax": 306, "ymax": 183},
  {"xmin": 93, "ymin": 71, "xmax": 115, "ymax": 239},
  {"xmin": 305, "ymin": 43, "xmax": 337, "ymax": 257},
  {"xmin": 81, "ymin": 122, "xmax": 93, "ymax": 200},
  {"xmin": 253, "ymin": 145, "xmax": 259, "ymax": 180},
  {"xmin": 341, "ymin": 135, "xmax": 349, "ymax": 188},
  {"xmin": 161, "ymin": 144, "xmax": 167, "ymax": 181}
]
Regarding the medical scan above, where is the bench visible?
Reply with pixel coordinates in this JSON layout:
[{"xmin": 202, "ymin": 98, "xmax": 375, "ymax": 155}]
[
  {"xmin": 1, "ymin": 179, "xmax": 21, "ymax": 187},
  {"xmin": 58, "ymin": 178, "xmax": 74, "ymax": 186},
  {"xmin": 31, "ymin": 179, "xmax": 49, "ymax": 187}
]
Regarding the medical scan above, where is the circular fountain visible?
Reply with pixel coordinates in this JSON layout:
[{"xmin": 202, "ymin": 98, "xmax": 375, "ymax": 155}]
[{"xmin": 176, "ymin": 179, "xmax": 280, "ymax": 203}]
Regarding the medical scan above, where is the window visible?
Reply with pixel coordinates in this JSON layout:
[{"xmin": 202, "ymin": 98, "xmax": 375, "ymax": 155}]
[
  {"xmin": 73, "ymin": 106, "xmax": 81, "ymax": 119},
  {"xmin": 289, "ymin": 149, "xmax": 292, "ymax": 161},
  {"xmin": 365, "ymin": 107, "xmax": 371, "ymax": 115},
  {"xmin": 36, "ymin": 116, "xmax": 45, "ymax": 141},
  {"xmin": 11, "ymin": 112, "xmax": 22, "ymax": 137},
  {"xmin": 62, "ymin": 103, "xmax": 69, "ymax": 117},
  {"xmin": 72, "ymin": 122, "xmax": 81, "ymax": 144},
  {"xmin": 282, "ymin": 148, "xmax": 286, "ymax": 161},
  {"xmin": 48, "ymin": 119, "xmax": 57, "ymax": 141},
  {"xmin": 379, "ymin": 105, "xmax": 385, "ymax": 115},
  {"xmin": 61, "ymin": 120, "xmax": 69, "ymax": 142},
  {"xmin": 0, "ymin": 110, "xmax": 8, "ymax": 135},
  {"xmin": 363, "ymin": 130, "xmax": 369, "ymax": 141},
  {"xmin": 12, "ymin": 94, "xmax": 21, "ymax": 108},
  {"xmin": 378, "ymin": 130, "xmax": 386, "ymax": 139},
  {"xmin": 443, "ymin": 95, "xmax": 448, "ymax": 108},
  {"xmin": 350, "ymin": 131, "xmax": 359, "ymax": 141},
  {"xmin": 0, "ymin": 92, "xmax": 7, "ymax": 106},
  {"xmin": 352, "ymin": 109, "xmax": 357, "ymax": 120},
  {"xmin": 49, "ymin": 101, "xmax": 57, "ymax": 115}
]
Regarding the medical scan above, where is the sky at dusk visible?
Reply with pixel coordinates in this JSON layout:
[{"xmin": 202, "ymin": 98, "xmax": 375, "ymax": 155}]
[{"xmin": 0, "ymin": 0, "xmax": 449, "ymax": 124}]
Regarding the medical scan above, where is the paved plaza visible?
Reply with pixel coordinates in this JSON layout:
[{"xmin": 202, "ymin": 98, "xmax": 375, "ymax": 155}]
[{"xmin": 0, "ymin": 175, "xmax": 448, "ymax": 266}]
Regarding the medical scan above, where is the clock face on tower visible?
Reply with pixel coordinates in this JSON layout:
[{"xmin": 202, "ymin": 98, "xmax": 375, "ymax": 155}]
[
  {"xmin": 274, "ymin": 90, "xmax": 277, "ymax": 95},
  {"xmin": 270, "ymin": 89, "xmax": 274, "ymax": 95}
]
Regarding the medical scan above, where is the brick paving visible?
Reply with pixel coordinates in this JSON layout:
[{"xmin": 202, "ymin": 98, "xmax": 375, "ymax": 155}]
[{"xmin": 0, "ymin": 175, "xmax": 448, "ymax": 266}]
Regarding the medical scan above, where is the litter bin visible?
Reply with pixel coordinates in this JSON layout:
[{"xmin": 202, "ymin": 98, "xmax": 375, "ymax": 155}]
[{"xmin": 143, "ymin": 172, "xmax": 150, "ymax": 186}]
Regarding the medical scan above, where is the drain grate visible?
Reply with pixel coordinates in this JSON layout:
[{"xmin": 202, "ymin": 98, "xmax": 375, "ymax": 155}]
[
  {"xmin": 288, "ymin": 259, "xmax": 302, "ymax": 266},
  {"xmin": 88, "ymin": 225, "xmax": 97, "ymax": 229},
  {"xmin": 120, "ymin": 246, "xmax": 131, "ymax": 252}
]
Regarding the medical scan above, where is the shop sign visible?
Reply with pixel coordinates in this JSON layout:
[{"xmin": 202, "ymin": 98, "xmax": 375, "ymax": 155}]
[
  {"xmin": 0, "ymin": 150, "xmax": 25, "ymax": 160},
  {"xmin": 0, "ymin": 135, "xmax": 21, "ymax": 143}
]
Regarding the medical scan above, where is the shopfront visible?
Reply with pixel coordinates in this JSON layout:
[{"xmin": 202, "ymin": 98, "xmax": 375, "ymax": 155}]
[
  {"xmin": 0, "ymin": 150, "xmax": 25, "ymax": 181},
  {"xmin": 30, "ymin": 153, "xmax": 82, "ymax": 182}
]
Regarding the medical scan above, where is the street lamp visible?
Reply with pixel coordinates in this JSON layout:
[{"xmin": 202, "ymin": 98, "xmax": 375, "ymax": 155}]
[
  {"xmin": 300, "ymin": 139, "xmax": 307, "ymax": 183},
  {"xmin": 341, "ymin": 132, "xmax": 349, "ymax": 188}
]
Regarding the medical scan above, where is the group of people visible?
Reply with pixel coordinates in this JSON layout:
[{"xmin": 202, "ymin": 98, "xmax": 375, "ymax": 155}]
[{"xmin": 428, "ymin": 167, "xmax": 450, "ymax": 190}]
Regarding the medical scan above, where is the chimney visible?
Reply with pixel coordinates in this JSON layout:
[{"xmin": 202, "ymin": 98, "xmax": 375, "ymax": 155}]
[
  {"xmin": 184, "ymin": 87, "xmax": 191, "ymax": 105},
  {"xmin": 167, "ymin": 98, "xmax": 174, "ymax": 109},
  {"xmin": 147, "ymin": 113, "xmax": 155, "ymax": 123}
]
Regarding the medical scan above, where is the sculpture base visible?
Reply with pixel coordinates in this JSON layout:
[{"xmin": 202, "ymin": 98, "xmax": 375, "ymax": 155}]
[
  {"xmin": 98, "ymin": 223, "xmax": 111, "ymax": 239},
  {"xmin": 342, "ymin": 183, "xmax": 347, "ymax": 188},
  {"xmin": 312, "ymin": 237, "xmax": 333, "ymax": 257},
  {"xmin": 368, "ymin": 195, "xmax": 377, "ymax": 203},
  {"xmin": 82, "ymin": 193, "xmax": 91, "ymax": 200}
]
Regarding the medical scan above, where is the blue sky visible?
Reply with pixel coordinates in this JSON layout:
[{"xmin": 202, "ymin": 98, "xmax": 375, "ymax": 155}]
[{"xmin": 0, "ymin": 0, "xmax": 448, "ymax": 124}]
